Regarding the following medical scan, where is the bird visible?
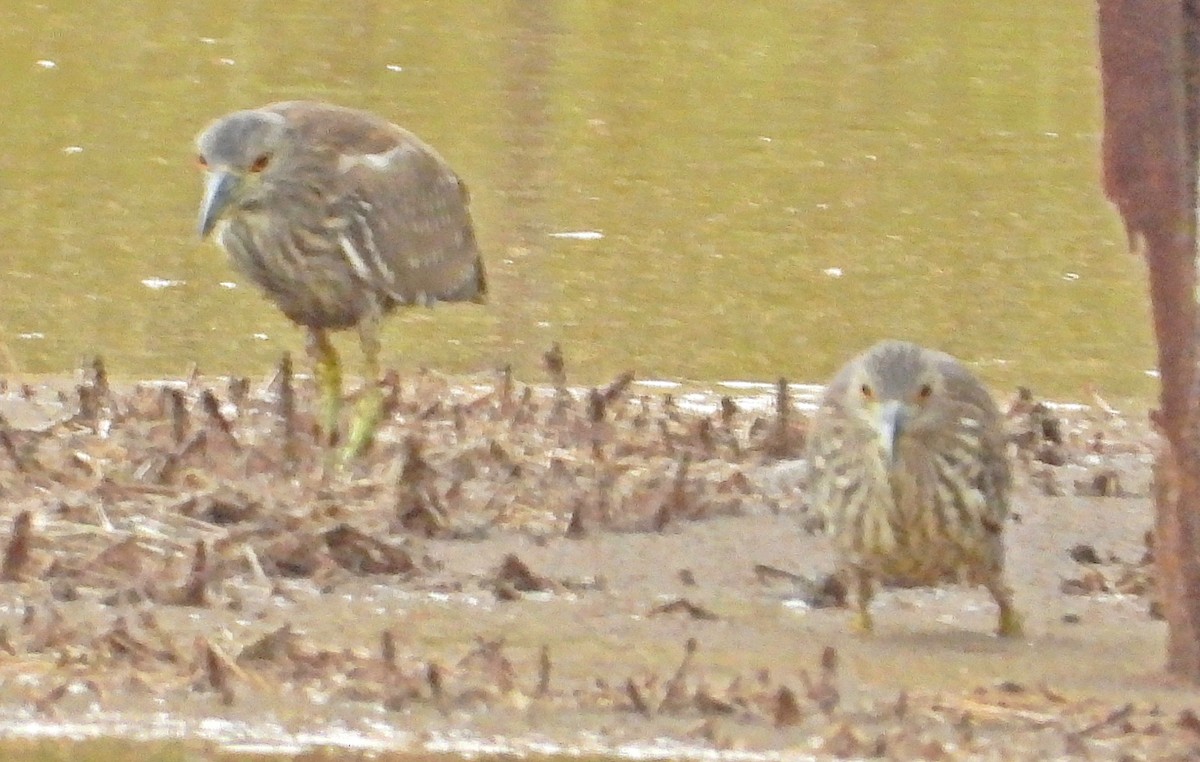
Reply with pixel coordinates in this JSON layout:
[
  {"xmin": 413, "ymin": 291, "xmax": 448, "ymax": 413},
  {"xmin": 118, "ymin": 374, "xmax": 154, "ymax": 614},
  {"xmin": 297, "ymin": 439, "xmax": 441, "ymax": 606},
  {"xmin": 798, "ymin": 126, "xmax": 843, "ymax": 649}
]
[
  {"xmin": 194, "ymin": 101, "xmax": 486, "ymax": 462},
  {"xmin": 804, "ymin": 340, "xmax": 1022, "ymax": 637}
]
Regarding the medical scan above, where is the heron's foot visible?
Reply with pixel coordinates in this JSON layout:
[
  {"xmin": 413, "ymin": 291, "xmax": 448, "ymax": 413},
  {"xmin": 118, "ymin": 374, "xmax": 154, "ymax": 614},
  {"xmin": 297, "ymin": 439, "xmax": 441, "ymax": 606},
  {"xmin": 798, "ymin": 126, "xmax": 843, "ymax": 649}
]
[
  {"xmin": 986, "ymin": 577, "xmax": 1023, "ymax": 637},
  {"xmin": 996, "ymin": 604, "xmax": 1024, "ymax": 638},
  {"xmin": 849, "ymin": 571, "xmax": 875, "ymax": 635},
  {"xmin": 341, "ymin": 383, "xmax": 382, "ymax": 463},
  {"xmin": 852, "ymin": 607, "xmax": 874, "ymax": 635}
]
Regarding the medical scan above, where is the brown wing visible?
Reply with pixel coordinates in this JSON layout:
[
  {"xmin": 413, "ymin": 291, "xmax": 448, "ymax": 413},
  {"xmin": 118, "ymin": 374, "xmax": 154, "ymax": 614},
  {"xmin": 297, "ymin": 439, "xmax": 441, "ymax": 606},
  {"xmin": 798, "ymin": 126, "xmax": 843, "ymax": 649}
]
[
  {"xmin": 266, "ymin": 101, "xmax": 410, "ymax": 156},
  {"xmin": 926, "ymin": 348, "xmax": 1002, "ymax": 423},
  {"xmin": 926, "ymin": 348, "xmax": 1012, "ymax": 526},
  {"xmin": 268, "ymin": 101, "xmax": 486, "ymax": 306}
]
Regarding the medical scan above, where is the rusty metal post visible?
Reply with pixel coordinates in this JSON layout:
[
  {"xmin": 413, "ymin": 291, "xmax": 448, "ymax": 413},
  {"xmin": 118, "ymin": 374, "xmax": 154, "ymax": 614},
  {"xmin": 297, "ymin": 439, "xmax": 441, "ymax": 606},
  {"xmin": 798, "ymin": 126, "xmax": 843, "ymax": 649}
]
[{"xmin": 1098, "ymin": 0, "xmax": 1200, "ymax": 679}]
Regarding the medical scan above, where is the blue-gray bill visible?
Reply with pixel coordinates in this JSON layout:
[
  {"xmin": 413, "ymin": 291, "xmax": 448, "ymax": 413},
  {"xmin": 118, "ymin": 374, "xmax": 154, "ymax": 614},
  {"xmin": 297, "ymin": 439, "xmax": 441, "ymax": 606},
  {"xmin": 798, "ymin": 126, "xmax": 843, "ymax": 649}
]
[{"xmin": 197, "ymin": 170, "xmax": 239, "ymax": 239}]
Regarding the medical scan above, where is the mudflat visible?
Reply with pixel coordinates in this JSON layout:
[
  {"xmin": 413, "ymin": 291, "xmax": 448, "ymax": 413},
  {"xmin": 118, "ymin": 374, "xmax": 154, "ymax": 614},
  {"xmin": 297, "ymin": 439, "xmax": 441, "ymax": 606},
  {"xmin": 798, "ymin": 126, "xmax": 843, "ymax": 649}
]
[{"xmin": 0, "ymin": 362, "xmax": 1189, "ymax": 760}]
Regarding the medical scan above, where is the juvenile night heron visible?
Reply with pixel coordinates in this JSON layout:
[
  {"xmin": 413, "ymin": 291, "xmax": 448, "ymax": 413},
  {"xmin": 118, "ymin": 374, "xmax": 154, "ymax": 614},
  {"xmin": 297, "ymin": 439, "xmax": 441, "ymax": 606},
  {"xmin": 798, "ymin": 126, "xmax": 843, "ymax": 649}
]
[
  {"xmin": 805, "ymin": 340, "xmax": 1022, "ymax": 637},
  {"xmin": 195, "ymin": 101, "xmax": 486, "ymax": 461}
]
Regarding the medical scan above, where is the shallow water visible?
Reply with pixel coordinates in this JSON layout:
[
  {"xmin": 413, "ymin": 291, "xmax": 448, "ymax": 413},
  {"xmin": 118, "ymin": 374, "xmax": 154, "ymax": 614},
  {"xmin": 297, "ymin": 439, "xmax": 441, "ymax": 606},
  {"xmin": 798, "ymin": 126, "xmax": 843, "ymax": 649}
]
[{"xmin": 0, "ymin": 2, "xmax": 1151, "ymax": 400}]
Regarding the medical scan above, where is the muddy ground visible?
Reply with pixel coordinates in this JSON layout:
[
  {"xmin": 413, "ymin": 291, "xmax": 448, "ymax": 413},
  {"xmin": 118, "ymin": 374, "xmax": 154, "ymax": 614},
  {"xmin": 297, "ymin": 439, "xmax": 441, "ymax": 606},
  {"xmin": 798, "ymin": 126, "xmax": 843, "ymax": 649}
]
[{"xmin": 0, "ymin": 354, "xmax": 1193, "ymax": 760}]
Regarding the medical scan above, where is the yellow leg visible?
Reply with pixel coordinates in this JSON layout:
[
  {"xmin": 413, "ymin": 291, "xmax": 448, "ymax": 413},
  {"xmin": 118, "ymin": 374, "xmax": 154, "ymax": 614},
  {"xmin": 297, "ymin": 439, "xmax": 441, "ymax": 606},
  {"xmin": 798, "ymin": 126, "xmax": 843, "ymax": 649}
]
[
  {"xmin": 342, "ymin": 317, "xmax": 383, "ymax": 462},
  {"xmin": 306, "ymin": 329, "xmax": 342, "ymax": 458},
  {"xmin": 853, "ymin": 570, "xmax": 875, "ymax": 634},
  {"xmin": 987, "ymin": 577, "xmax": 1024, "ymax": 637}
]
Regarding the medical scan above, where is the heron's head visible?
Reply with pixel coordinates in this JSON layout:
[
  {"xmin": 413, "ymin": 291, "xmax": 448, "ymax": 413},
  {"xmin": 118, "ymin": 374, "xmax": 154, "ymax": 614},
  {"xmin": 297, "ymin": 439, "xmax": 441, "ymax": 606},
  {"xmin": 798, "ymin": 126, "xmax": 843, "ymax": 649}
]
[
  {"xmin": 195, "ymin": 109, "xmax": 290, "ymax": 238},
  {"xmin": 844, "ymin": 340, "xmax": 946, "ymax": 466}
]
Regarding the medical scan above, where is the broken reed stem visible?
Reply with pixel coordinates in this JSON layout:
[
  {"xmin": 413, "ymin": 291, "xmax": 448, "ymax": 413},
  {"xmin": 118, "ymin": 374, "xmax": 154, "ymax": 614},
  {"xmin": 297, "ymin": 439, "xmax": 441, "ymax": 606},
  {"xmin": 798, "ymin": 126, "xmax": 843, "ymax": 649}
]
[
  {"xmin": 536, "ymin": 644, "xmax": 551, "ymax": 698},
  {"xmin": 601, "ymin": 371, "xmax": 634, "ymax": 406},
  {"xmin": 91, "ymin": 356, "xmax": 110, "ymax": 403},
  {"xmin": 226, "ymin": 376, "xmax": 249, "ymax": 413},
  {"xmin": 544, "ymin": 343, "xmax": 572, "ymax": 422},
  {"xmin": 654, "ymin": 456, "xmax": 691, "ymax": 531},
  {"xmin": 770, "ymin": 376, "xmax": 792, "ymax": 457},
  {"xmin": 276, "ymin": 353, "xmax": 296, "ymax": 462},
  {"xmin": 499, "ymin": 364, "xmax": 515, "ymax": 415},
  {"xmin": 77, "ymin": 384, "xmax": 98, "ymax": 424},
  {"xmin": 720, "ymin": 396, "xmax": 737, "ymax": 427},
  {"xmin": 774, "ymin": 685, "xmax": 804, "ymax": 727},
  {"xmin": 199, "ymin": 637, "xmax": 236, "ymax": 705},
  {"xmin": 0, "ymin": 415, "xmax": 26, "ymax": 472},
  {"xmin": 200, "ymin": 390, "xmax": 238, "ymax": 448},
  {"xmin": 565, "ymin": 498, "xmax": 587, "ymax": 539},
  {"xmin": 398, "ymin": 436, "xmax": 430, "ymax": 486},
  {"xmin": 588, "ymin": 388, "xmax": 608, "ymax": 461},
  {"xmin": 658, "ymin": 637, "xmax": 698, "ymax": 713},
  {"xmin": 626, "ymin": 678, "xmax": 652, "ymax": 717},
  {"xmin": 697, "ymin": 418, "xmax": 715, "ymax": 457},
  {"xmin": 587, "ymin": 388, "xmax": 605, "ymax": 423},
  {"xmin": 543, "ymin": 343, "xmax": 566, "ymax": 388},
  {"xmin": 427, "ymin": 661, "xmax": 447, "ymax": 713},
  {"xmin": 167, "ymin": 388, "xmax": 189, "ymax": 446},
  {"xmin": 179, "ymin": 540, "xmax": 209, "ymax": 607},
  {"xmin": 381, "ymin": 629, "xmax": 398, "ymax": 669},
  {"xmin": 1, "ymin": 511, "xmax": 32, "ymax": 582}
]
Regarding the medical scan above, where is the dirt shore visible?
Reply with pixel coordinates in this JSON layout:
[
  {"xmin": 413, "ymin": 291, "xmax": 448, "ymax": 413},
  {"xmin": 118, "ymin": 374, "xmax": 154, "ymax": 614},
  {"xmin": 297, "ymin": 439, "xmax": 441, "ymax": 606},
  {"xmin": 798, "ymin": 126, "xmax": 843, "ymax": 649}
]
[{"xmin": 0, "ymin": 362, "xmax": 1192, "ymax": 760}]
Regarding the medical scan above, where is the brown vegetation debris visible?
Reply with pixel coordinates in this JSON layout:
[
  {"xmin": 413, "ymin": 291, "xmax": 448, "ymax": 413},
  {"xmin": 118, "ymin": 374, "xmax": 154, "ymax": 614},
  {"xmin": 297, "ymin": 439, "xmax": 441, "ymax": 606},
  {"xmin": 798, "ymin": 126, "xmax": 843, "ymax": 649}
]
[
  {"xmin": 1074, "ymin": 468, "xmax": 1129, "ymax": 497},
  {"xmin": 491, "ymin": 553, "xmax": 559, "ymax": 599},
  {"xmin": 177, "ymin": 489, "xmax": 261, "ymax": 525},
  {"xmin": 773, "ymin": 685, "xmax": 805, "ymax": 727},
  {"xmin": 648, "ymin": 598, "xmax": 720, "ymax": 620},
  {"xmin": 754, "ymin": 564, "xmax": 847, "ymax": 609},
  {"xmin": 323, "ymin": 524, "xmax": 418, "ymax": 576},
  {"xmin": 0, "ymin": 355, "xmax": 1177, "ymax": 755},
  {"xmin": 0, "ymin": 510, "xmax": 34, "ymax": 582},
  {"xmin": 1069, "ymin": 544, "xmax": 1104, "ymax": 565}
]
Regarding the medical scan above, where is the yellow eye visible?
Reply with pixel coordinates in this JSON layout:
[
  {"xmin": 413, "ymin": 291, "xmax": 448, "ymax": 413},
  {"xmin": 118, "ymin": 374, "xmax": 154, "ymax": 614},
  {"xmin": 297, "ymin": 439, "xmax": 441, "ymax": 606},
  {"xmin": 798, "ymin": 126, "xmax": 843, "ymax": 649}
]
[
  {"xmin": 196, "ymin": 154, "xmax": 208, "ymax": 170},
  {"xmin": 917, "ymin": 383, "xmax": 932, "ymax": 401},
  {"xmin": 860, "ymin": 383, "xmax": 873, "ymax": 400},
  {"xmin": 250, "ymin": 154, "xmax": 271, "ymax": 173}
]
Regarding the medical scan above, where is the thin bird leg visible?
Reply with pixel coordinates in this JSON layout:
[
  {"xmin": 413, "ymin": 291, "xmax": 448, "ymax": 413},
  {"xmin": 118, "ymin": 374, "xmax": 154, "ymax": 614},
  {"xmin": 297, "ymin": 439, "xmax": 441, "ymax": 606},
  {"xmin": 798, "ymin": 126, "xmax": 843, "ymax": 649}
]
[
  {"xmin": 984, "ymin": 573, "xmax": 1024, "ymax": 637},
  {"xmin": 342, "ymin": 315, "xmax": 383, "ymax": 461},
  {"xmin": 852, "ymin": 568, "xmax": 875, "ymax": 634},
  {"xmin": 306, "ymin": 328, "xmax": 343, "ymax": 452}
]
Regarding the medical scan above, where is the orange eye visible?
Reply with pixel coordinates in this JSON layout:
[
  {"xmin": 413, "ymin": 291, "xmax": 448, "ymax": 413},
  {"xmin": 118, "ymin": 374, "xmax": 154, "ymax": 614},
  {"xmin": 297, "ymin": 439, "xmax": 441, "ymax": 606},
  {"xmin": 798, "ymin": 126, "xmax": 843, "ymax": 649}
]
[
  {"xmin": 917, "ymin": 384, "xmax": 932, "ymax": 400},
  {"xmin": 250, "ymin": 154, "xmax": 271, "ymax": 172},
  {"xmin": 196, "ymin": 155, "xmax": 208, "ymax": 170},
  {"xmin": 860, "ymin": 383, "xmax": 873, "ymax": 400}
]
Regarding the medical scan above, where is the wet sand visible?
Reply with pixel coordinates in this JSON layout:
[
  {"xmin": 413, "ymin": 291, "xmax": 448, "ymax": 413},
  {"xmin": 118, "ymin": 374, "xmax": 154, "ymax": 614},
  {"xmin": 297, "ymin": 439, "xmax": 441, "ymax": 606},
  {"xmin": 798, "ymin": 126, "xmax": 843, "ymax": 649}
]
[{"xmin": 0, "ymin": 361, "xmax": 1192, "ymax": 760}]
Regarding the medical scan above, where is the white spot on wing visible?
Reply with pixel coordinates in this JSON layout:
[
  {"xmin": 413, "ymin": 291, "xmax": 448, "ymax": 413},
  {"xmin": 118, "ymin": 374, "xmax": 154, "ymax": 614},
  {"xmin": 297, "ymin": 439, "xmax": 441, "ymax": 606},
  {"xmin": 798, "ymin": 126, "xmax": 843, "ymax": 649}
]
[
  {"xmin": 361, "ymin": 151, "xmax": 395, "ymax": 171},
  {"xmin": 338, "ymin": 144, "xmax": 417, "ymax": 174}
]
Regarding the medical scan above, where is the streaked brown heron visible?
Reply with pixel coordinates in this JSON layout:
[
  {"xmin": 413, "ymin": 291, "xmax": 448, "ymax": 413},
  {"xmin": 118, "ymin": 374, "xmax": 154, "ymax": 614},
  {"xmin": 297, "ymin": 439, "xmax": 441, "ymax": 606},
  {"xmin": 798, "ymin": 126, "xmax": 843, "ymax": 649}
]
[
  {"xmin": 195, "ymin": 101, "xmax": 486, "ymax": 462},
  {"xmin": 805, "ymin": 340, "xmax": 1022, "ymax": 636}
]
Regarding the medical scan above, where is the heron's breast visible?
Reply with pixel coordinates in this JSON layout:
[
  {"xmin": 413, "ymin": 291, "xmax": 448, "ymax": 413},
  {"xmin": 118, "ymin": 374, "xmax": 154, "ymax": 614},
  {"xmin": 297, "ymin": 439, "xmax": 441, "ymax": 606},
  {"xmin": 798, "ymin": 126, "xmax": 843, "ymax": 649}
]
[
  {"xmin": 828, "ymin": 448, "xmax": 994, "ymax": 570},
  {"xmin": 218, "ymin": 218, "xmax": 368, "ymax": 329}
]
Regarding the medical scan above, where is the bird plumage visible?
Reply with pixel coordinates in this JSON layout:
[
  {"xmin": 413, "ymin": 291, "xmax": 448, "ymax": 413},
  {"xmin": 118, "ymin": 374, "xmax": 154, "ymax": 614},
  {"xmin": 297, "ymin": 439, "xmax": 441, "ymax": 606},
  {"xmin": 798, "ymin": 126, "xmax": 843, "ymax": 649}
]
[
  {"xmin": 195, "ymin": 101, "xmax": 486, "ymax": 462},
  {"xmin": 805, "ymin": 340, "xmax": 1021, "ymax": 636},
  {"xmin": 196, "ymin": 101, "xmax": 485, "ymax": 330}
]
